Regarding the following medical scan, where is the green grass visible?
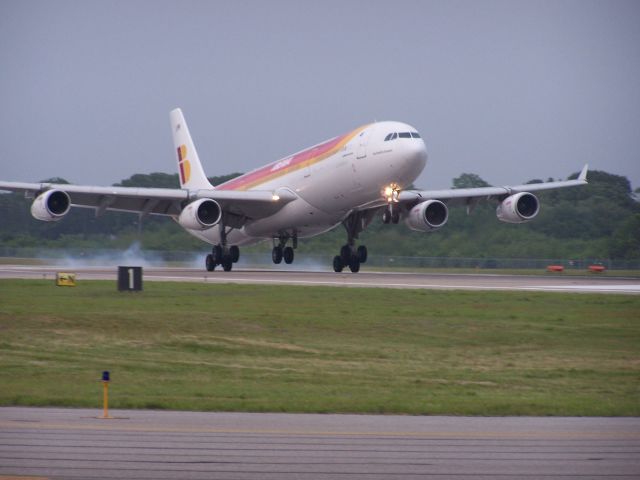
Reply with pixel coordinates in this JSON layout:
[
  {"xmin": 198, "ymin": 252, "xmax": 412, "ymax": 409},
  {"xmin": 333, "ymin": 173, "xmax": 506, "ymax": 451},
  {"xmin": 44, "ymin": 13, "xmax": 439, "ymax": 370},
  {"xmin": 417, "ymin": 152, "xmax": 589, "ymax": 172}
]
[{"xmin": 0, "ymin": 279, "xmax": 638, "ymax": 416}]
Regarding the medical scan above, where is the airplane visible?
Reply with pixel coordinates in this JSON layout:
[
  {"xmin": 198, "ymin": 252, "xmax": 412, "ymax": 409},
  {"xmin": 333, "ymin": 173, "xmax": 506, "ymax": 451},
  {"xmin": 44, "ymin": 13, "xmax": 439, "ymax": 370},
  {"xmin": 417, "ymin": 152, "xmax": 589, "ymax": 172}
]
[{"xmin": 0, "ymin": 108, "xmax": 588, "ymax": 273}]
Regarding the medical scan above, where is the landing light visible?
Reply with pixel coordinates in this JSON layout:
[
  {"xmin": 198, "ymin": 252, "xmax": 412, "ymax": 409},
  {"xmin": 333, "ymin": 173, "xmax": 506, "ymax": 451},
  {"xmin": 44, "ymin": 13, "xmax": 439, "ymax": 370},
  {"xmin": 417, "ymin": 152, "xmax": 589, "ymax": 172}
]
[
  {"xmin": 272, "ymin": 194, "xmax": 280, "ymax": 201},
  {"xmin": 383, "ymin": 184, "xmax": 400, "ymax": 203}
]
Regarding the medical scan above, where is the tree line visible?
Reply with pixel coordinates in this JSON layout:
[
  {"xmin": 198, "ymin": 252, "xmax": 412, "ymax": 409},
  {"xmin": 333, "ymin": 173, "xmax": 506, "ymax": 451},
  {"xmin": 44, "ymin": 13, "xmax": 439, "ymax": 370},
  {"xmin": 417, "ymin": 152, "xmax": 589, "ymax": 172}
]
[{"xmin": 0, "ymin": 169, "xmax": 638, "ymax": 260}]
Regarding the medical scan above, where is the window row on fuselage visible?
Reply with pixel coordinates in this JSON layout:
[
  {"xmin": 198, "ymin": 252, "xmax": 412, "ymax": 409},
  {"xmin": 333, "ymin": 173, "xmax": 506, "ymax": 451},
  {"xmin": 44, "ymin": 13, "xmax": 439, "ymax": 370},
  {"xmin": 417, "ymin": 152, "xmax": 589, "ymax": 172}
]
[{"xmin": 383, "ymin": 131, "xmax": 421, "ymax": 141}]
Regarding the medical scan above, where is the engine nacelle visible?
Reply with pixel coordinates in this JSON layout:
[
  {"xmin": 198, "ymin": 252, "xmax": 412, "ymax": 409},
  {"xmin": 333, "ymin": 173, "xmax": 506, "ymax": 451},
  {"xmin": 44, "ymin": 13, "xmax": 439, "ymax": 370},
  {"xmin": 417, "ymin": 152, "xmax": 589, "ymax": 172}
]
[
  {"xmin": 30, "ymin": 190, "xmax": 71, "ymax": 222},
  {"xmin": 496, "ymin": 192, "xmax": 540, "ymax": 223},
  {"xmin": 178, "ymin": 198, "xmax": 222, "ymax": 230},
  {"xmin": 405, "ymin": 199, "xmax": 449, "ymax": 232}
]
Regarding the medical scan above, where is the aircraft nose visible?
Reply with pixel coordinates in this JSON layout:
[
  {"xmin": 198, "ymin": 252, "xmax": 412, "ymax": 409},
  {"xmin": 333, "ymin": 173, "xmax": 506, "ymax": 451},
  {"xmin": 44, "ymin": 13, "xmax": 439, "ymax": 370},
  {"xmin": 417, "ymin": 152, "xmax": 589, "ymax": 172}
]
[{"xmin": 407, "ymin": 137, "xmax": 428, "ymax": 168}]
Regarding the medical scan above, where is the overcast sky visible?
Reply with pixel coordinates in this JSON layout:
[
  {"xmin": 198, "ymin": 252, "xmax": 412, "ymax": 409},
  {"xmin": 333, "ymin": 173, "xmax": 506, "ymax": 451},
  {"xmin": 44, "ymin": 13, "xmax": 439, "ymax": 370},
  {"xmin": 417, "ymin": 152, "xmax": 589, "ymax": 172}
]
[{"xmin": 1, "ymin": 0, "xmax": 639, "ymax": 191}]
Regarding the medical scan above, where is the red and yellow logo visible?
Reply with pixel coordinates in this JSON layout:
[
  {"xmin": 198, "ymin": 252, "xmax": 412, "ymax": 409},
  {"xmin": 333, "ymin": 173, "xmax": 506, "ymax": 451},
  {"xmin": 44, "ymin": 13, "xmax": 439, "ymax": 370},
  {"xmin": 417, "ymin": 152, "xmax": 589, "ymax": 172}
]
[{"xmin": 177, "ymin": 145, "xmax": 191, "ymax": 184}]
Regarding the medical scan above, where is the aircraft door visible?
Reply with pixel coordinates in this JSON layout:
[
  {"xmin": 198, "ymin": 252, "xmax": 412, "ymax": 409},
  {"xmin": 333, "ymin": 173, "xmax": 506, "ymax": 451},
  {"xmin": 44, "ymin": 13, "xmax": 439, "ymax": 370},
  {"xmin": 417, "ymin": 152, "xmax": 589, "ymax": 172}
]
[
  {"xmin": 356, "ymin": 130, "xmax": 368, "ymax": 159},
  {"xmin": 352, "ymin": 129, "xmax": 369, "ymax": 190}
]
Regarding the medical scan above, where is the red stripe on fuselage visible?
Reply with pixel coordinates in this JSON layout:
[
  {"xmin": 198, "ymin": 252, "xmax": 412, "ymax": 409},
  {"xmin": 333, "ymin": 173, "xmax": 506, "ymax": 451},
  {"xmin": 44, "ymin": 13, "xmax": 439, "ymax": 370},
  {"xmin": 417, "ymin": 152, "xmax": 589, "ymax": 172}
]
[{"xmin": 217, "ymin": 125, "xmax": 368, "ymax": 191}]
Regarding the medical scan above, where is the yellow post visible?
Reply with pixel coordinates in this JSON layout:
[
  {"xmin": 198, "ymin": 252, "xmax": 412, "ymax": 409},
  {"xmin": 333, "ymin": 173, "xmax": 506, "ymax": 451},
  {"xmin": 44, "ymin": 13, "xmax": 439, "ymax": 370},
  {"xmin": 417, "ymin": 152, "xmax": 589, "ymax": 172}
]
[
  {"xmin": 101, "ymin": 371, "xmax": 112, "ymax": 419},
  {"xmin": 103, "ymin": 381, "xmax": 109, "ymax": 418}
]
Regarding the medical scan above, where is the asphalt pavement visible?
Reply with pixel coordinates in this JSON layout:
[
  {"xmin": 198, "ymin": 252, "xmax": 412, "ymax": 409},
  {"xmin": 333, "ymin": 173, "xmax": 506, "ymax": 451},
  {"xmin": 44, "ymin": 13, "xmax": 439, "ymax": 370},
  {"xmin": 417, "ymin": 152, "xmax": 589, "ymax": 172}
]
[
  {"xmin": 1, "ymin": 407, "xmax": 639, "ymax": 479},
  {"xmin": 1, "ymin": 265, "xmax": 639, "ymax": 294}
]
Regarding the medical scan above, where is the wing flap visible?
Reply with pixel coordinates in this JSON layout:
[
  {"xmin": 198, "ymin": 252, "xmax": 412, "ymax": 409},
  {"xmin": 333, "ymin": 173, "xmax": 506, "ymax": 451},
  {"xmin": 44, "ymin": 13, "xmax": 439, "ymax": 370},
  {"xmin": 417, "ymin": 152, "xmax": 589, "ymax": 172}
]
[{"xmin": 194, "ymin": 188, "xmax": 298, "ymax": 219}]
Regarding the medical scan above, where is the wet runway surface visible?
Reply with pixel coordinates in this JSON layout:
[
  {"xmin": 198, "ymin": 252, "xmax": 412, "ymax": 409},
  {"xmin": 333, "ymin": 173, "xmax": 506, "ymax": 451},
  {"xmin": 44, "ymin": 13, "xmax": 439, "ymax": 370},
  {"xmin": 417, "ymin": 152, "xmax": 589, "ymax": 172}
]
[
  {"xmin": 1, "ymin": 407, "xmax": 639, "ymax": 479},
  {"xmin": 1, "ymin": 265, "xmax": 639, "ymax": 294}
]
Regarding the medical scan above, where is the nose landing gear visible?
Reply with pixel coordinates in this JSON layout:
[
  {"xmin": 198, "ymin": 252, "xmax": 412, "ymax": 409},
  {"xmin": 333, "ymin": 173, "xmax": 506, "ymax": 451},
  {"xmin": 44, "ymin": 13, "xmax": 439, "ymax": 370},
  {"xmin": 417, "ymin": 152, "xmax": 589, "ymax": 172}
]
[{"xmin": 382, "ymin": 205, "xmax": 400, "ymax": 224}]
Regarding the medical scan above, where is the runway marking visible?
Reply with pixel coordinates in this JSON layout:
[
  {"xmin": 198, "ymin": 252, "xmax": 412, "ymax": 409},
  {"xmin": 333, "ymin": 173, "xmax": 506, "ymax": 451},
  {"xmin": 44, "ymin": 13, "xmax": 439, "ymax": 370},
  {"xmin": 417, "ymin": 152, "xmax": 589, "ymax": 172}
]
[
  {"xmin": 139, "ymin": 275, "xmax": 640, "ymax": 294},
  {"xmin": 2, "ymin": 266, "xmax": 639, "ymax": 294},
  {"xmin": 540, "ymin": 284, "xmax": 640, "ymax": 292},
  {"xmin": 2, "ymin": 421, "xmax": 638, "ymax": 440},
  {"xmin": 0, "ymin": 477, "xmax": 49, "ymax": 480}
]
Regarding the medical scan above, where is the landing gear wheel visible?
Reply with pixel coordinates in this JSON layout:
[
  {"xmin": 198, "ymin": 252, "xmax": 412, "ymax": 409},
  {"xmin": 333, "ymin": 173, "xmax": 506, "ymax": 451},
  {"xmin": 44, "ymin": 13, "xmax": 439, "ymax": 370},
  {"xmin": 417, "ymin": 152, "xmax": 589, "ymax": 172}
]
[
  {"xmin": 272, "ymin": 246, "xmax": 283, "ymax": 264},
  {"xmin": 333, "ymin": 255, "xmax": 344, "ymax": 273},
  {"xmin": 213, "ymin": 245, "xmax": 223, "ymax": 264},
  {"xmin": 382, "ymin": 209, "xmax": 391, "ymax": 224},
  {"xmin": 391, "ymin": 210, "xmax": 400, "ymax": 224},
  {"xmin": 283, "ymin": 246, "xmax": 294, "ymax": 264},
  {"xmin": 357, "ymin": 245, "xmax": 368, "ymax": 263},
  {"xmin": 349, "ymin": 255, "xmax": 361, "ymax": 273},
  {"xmin": 340, "ymin": 244, "xmax": 351, "ymax": 264},
  {"xmin": 205, "ymin": 254, "xmax": 215, "ymax": 272},
  {"xmin": 222, "ymin": 256, "xmax": 233, "ymax": 272},
  {"xmin": 229, "ymin": 245, "xmax": 240, "ymax": 263}
]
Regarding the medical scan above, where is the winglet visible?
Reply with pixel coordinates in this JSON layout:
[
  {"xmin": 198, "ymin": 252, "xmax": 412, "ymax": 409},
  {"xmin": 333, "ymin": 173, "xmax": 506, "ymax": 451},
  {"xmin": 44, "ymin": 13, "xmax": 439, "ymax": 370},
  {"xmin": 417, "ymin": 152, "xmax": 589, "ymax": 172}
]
[
  {"xmin": 578, "ymin": 164, "xmax": 589, "ymax": 182},
  {"xmin": 170, "ymin": 108, "xmax": 213, "ymax": 190}
]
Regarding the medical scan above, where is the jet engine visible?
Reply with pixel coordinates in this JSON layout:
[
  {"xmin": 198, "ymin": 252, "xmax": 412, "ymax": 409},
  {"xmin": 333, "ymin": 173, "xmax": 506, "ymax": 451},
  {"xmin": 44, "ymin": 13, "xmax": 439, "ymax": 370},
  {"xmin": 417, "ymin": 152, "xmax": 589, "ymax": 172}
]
[
  {"xmin": 405, "ymin": 199, "xmax": 448, "ymax": 232},
  {"xmin": 496, "ymin": 192, "xmax": 539, "ymax": 223},
  {"xmin": 31, "ymin": 190, "xmax": 71, "ymax": 222},
  {"xmin": 178, "ymin": 198, "xmax": 222, "ymax": 230}
]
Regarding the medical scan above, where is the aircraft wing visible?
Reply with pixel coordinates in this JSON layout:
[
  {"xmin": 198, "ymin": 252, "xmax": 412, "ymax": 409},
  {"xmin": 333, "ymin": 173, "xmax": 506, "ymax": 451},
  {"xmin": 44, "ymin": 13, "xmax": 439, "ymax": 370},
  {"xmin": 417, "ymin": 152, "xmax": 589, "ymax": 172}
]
[
  {"xmin": 0, "ymin": 181, "xmax": 298, "ymax": 220},
  {"xmin": 398, "ymin": 164, "xmax": 589, "ymax": 206}
]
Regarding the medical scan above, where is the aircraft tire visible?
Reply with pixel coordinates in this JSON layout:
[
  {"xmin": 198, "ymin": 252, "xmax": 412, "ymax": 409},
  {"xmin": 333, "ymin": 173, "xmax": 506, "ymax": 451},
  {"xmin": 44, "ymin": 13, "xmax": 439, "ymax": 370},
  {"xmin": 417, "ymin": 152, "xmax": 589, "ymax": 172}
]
[
  {"xmin": 349, "ymin": 255, "xmax": 361, "ymax": 273},
  {"xmin": 222, "ymin": 256, "xmax": 233, "ymax": 272},
  {"xmin": 283, "ymin": 246, "xmax": 294, "ymax": 264},
  {"xmin": 272, "ymin": 246, "xmax": 283, "ymax": 264},
  {"xmin": 213, "ymin": 245, "xmax": 224, "ymax": 264},
  {"xmin": 340, "ymin": 244, "xmax": 351, "ymax": 264},
  {"xmin": 205, "ymin": 254, "xmax": 215, "ymax": 272},
  {"xmin": 357, "ymin": 245, "xmax": 368, "ymax": 263},
  {"xmin": 229, "ymin": 245, "xmax": 240, "ymax": 263},
  {"xmin": 333, "ymin": 255, "xmax": 344, "ymax": 273},
  {"xmin": 391, "ymin": 210, "xmax": 400, "ymax": 224},
  {"xmin": 382, "ymin": 209, "xmax": 391, "ymax": 224}
]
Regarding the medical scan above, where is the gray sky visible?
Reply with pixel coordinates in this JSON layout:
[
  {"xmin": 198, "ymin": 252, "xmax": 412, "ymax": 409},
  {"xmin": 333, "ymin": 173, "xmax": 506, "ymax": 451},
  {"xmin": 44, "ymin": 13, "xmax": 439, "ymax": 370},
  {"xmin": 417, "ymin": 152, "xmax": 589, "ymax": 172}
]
[{"xmin": 1, "ymin": 0, "xmax": 639, "ymax": 190}]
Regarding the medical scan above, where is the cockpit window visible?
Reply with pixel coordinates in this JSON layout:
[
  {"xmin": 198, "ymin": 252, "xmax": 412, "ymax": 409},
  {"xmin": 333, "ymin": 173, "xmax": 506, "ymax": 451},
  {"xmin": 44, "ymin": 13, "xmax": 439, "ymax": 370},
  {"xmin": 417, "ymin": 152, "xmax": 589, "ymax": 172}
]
[
  {"xmin": 384, "ymin": 132, "xmax": 399, "ymax": 141},
  {"xmin": 386, "ymin": 132, "xmax": 420, "ymax": 141}
]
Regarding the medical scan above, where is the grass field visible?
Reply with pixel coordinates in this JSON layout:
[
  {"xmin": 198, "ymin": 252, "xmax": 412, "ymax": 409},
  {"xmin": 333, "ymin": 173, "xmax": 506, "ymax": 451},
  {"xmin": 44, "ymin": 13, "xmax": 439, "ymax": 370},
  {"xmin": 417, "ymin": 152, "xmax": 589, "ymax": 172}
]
[{"xmin": 0, "ymin": 279, "xmax": 638, "ymax": 416}]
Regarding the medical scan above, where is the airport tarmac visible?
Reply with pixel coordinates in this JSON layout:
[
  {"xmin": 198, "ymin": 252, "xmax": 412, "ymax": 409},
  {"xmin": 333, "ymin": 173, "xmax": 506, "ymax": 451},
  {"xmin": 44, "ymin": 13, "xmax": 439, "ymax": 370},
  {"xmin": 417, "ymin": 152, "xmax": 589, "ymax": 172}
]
[
  {"xmin": 1, "ymin": 264, "xmax": 639, "ymax": 294},
  {"xmin": 1, "ymin": 407, "xmax": 639, "ymax": 479}
]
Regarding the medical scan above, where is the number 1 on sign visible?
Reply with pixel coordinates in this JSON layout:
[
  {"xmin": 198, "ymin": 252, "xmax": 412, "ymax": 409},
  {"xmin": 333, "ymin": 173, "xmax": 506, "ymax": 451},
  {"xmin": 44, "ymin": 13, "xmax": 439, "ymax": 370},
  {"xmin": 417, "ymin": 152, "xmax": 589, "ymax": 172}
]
[{"xmin": 128, "ymin": 268, "xmax": 134, "ymax": 289}]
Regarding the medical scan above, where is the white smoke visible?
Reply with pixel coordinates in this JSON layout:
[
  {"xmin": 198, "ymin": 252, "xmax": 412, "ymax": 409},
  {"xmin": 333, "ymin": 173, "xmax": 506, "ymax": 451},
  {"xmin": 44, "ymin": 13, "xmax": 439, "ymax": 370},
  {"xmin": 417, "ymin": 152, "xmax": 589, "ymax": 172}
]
[
  {"xmin": 51, "ymin": 242, "xmax": 199, "ymax": 268},
  {"xmin": 4, "ymin": 243, "xmax": 334, "ymax": 272}
]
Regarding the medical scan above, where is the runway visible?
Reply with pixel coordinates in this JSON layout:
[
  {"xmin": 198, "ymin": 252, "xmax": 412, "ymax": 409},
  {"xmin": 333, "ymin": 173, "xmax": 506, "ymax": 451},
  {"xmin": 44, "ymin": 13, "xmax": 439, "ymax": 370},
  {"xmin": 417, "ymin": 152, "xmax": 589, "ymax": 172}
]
[
  {"xmin": 1, "ymin": 264, "xmax": 639, "ymax": 294},
  {"xmin": 1, "ymin": 407, "xmax": 639, "ymax": 479}
]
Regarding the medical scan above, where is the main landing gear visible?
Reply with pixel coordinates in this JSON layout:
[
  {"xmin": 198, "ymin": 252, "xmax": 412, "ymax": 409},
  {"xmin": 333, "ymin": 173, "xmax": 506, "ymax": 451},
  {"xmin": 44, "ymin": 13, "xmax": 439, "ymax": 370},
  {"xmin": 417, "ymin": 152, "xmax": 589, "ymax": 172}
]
[
  {"xmin": 205, "ymin": 223, "xmax": 239, "ymax": 272},
  {"xmin": 382, "ymin": 204, "xmax": 400, "ymax": 224},
  {"xmin": 332, "ymin": 244, "xmax": 367, "ymax": 273},
  {"xmin": 332, "ymin": 211, "xmax": 374, "ymax": 273},
  {"xmin": 272, "ymin": 232, "xmax": 297, "ymax": 265},
  {"xmin": 205, "ymin": 245, "xmax": 239, "ymax": 272}
]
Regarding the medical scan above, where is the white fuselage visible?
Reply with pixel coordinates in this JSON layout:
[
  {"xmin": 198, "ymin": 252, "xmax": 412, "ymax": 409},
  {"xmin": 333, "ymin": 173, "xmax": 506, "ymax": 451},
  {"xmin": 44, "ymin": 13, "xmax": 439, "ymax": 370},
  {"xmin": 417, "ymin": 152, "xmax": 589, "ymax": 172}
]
[{"xmin": 188, "ymin": 121, "xmax": 427, "ymax": 246}]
